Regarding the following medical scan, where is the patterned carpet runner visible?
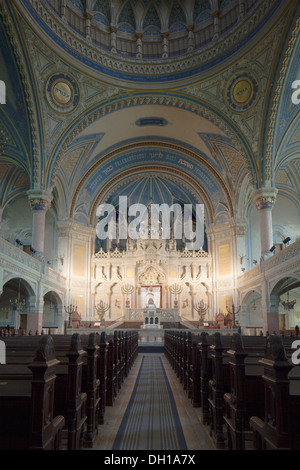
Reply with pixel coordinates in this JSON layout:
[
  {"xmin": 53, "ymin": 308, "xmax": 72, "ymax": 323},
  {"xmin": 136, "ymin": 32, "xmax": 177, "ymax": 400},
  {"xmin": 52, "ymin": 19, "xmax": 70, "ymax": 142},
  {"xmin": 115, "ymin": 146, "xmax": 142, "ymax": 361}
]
[{"xmin": 112, "ymin": 355, "xmax": 188, "ymax": 450}]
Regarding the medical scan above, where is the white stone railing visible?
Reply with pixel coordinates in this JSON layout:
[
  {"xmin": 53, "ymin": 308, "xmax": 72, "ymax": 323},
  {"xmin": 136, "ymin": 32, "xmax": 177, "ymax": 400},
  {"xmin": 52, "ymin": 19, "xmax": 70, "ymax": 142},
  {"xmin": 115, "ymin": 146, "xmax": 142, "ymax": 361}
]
[
  {"xmin": 237, "ymin": 240, "xmax": 300, "ymax": 290},
  {"xmin": 0, "ymin": 237, "xmax": 42, "ymax": 272},
  {"xmin": 263, "ymin": 240, "xmax": 300, "ymax": 271},
  {"xmin": 128, "ymin": 308, "xmax": 181, "ymax": 322},
  {"xmin": 0, "ymin": 236, "xmax": 67, "ymax": 293},
  {"xmin": 237, "ymin": 264, "xmax": 261, "ymax": 285}
]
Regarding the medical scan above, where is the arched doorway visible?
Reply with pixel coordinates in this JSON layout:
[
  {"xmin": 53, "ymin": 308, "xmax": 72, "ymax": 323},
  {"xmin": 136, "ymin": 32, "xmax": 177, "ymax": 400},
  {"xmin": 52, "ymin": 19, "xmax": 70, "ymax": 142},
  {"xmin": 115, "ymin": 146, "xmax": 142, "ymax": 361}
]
[
  {"xmin": 241, "ymin": 290, "xmax": 263, "ymax": 335},
  {"xmin": 43, "ymin": 290, "xmax": 63, "ymax": 334},
  {"xmin": 270, "ymin": 277, "xmax": 300, "ymax": 332},
  {"xmin": 0, "ymin": 277, "xmax": 35, "ymax": 331}
]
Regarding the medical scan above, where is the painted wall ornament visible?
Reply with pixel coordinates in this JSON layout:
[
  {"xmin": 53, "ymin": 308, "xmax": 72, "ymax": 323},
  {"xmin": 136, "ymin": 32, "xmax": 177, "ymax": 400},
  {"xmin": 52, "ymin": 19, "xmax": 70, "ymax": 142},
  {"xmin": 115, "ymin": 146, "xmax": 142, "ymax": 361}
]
[
  {"xmin": 226, "ymin": 71, "xmax": 259, "ymax": 112},
  {"xmin": 45, "ymin": 73, "xmax": 79, "ymax": 113}
]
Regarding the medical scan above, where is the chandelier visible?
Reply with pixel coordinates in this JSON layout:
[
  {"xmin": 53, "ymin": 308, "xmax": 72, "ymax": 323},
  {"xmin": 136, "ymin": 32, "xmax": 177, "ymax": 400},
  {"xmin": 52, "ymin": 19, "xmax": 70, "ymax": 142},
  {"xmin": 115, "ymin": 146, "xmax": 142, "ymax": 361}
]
[
  {"xmin": 281, "ymin": 279, "xmax": 296, "ymax": 311},
  {"xmin": 281, "ymin": 291, "xmax": 296, "ymax": 311},
  {"xmin": 10, "ymin": 279, "xmax": 26, "ymax": 311}
]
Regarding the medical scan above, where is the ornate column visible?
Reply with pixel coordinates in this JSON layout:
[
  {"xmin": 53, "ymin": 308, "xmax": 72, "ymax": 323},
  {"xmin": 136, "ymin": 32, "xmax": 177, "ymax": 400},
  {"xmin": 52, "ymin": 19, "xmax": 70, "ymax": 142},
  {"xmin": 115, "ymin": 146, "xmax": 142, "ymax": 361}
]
[
  {"xmin": 161, "ymin": 32, "xmax": 169, "ymax": 58},
  {"xmin": 27, "ymin": 190, "xmax": 52, "ymax": 255},
  {"xmin": 85, "ymin": 11, "xmax": 93, "ymax": 40},
  {"xmin": 110, "ymin": 25, "xmax": 117, "ymax": 53},
  {"xmin": 212, "ymin": 10, "xmax": 220, "ymax": 41},
  {"xmin": 136, "ymin": 33, "xmax": 143, "ymax": 59},
  {"xmin": 238, "ymin": 0, "xmax": 246, "ymax": 20},
  {"xmin": 252, "ymin": 188, "xmax": 278, "ymax": 260},
  {"xmin": 60, "ymin": 0, "xmax": 67, "ymax": 21},
  {"xmin": 187, "ymin": 25, "xmax": 195, "ymax": 52}
]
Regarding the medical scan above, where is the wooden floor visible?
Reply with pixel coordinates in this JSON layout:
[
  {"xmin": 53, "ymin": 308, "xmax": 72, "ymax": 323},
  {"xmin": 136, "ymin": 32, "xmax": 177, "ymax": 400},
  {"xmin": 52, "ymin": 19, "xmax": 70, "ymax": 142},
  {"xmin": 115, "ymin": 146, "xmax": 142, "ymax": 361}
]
[{"xmin": 91, "ymin": 353, "xmax": 215, "ymax": 451}]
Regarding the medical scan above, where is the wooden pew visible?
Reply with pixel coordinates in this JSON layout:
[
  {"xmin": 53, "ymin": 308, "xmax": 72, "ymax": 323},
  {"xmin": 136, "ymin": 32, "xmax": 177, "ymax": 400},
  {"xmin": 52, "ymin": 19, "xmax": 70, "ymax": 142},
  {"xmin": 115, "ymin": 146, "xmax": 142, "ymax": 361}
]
[
  {"xmin": 184, "ymin": 332, "xmax": 193, "ymax": 397},
  {"xmin": 1, "ymin": 329, "xmax": 139, "ymax": 447},
  {"xmin": 190, "ymin": 334, "xmax": 202, "ymax": 408},
  {"xmin": 114, "ymin": 331, "xmax": 121, "ymax": 393},
  {"xmin": 98, "ymin": 331, "xmax": 109, "ymax": 424},
  {"xmin": 62, "ymin": 333, "xmax": 88, "ymax": 450},
  {"xmin": 199, "ymin": 332, "xmax": 212, "ymax": 425},
  {"xmin": 106, "ymin": 334, "xmax": 116, "ymax": 406},
  {"xmin": 208, "ymin": 332, "xmax": 231, "ymax": 449},
  {"xmin": 250, "ymin": 334, "xmax": 300, "ymax": 450},
  {"xmin": 81, "ymin": 333, "xmax": 100, "ymax": 448},
  {"xmin": 1, "ymin": 333, "xmax": 88, "ymax": 450},
  {"xmin": 0, "ymin": 335, "xmax": 65, "ymax": 450},
  {"xmin": 223, "ymin": 333, "xmax": 265, "ymax": 450}
]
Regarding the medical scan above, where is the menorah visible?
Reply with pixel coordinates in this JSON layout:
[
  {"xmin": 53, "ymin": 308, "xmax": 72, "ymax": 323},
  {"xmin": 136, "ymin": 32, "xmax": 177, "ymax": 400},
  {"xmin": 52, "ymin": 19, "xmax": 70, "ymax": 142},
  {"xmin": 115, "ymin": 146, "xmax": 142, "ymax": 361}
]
[
  {"xmin": 226, "ymin": 303, "xmax": 241, "ymax": 329},
  {"xmin": 95, "ymin": 300, "xmax": 110, "ymax": 325},
  {"xmin": 64, "ymin": 303, "xmax": 78, "ymax": 329},
  {"xmin": 122, "ymin": 284, "xmax": 134, "ymax": 308},
  {"xmin": 169, "ymin": 284, "xmax": 183, "ymax": 308},
  {"xmin": 194, "ymin": 300, "xmax": 208, "ymax": 327}
]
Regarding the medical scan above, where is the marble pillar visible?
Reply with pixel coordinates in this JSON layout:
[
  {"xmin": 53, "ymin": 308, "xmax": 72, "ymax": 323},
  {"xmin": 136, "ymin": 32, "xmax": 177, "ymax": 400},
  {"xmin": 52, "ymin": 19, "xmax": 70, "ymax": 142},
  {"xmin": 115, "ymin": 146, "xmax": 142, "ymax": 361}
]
[
  {"xmin": 27, "ymin": 191, "xmax": 52, "ymax": 332},
  {"xmin": 252, "ymin": 188, "xmax": 278, "ymax": 260},
  {"xmin": 27, "ymin": 190, "xmax": 52, "ymax": 255}
]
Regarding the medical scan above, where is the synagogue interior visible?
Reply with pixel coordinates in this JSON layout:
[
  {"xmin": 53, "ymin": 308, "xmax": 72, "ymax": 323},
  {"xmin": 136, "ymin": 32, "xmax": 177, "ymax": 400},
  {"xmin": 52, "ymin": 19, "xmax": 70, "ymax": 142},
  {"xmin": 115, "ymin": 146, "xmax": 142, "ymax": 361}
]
[{"xmin": 0, "ymin": 0, "xmax": 299, "ymax": 452}]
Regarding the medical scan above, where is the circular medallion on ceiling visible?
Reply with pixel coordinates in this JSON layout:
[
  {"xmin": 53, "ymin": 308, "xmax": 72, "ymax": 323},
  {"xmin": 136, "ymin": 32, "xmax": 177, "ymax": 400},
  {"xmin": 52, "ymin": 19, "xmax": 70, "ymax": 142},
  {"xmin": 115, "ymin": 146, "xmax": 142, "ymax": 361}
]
[
  {"xmin": 225, "ymin": 71, "xmax": 259, "ymax": 112},
  {"xmin": 45, "ymin": 73, "xmax": 79, "ymax": 113}
]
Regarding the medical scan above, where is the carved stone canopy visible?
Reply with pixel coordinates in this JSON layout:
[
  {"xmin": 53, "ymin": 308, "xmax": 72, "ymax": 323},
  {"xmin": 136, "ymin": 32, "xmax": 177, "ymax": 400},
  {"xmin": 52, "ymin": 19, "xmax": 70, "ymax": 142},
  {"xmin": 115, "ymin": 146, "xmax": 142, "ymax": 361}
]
[{"xmin": 138, "ymin": 264, "xmax": 166, "ymax": 285}]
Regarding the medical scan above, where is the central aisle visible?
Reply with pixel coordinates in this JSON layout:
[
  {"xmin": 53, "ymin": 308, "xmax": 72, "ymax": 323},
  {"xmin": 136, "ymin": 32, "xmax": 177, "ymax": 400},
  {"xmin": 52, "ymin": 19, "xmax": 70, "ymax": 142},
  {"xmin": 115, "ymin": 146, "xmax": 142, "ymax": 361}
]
[
  {"xmin": 112, "ymin": 355, "xmax": 187, "ymax": 450},
  {"xmin": 92, "ymin": 353, "xmax": 214, "ymax": 451}
]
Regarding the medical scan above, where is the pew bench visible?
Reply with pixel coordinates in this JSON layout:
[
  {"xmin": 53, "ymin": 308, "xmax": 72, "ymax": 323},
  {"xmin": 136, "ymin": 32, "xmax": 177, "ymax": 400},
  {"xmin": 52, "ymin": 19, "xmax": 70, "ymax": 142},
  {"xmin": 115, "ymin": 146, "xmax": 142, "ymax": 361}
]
[
  {"xmin": 250, "ymin": 335, "xmax": 300, "ymax": 450},
  {"xmin": 0, "ymin": 335, "xmax": 65, "ymax": 450}
]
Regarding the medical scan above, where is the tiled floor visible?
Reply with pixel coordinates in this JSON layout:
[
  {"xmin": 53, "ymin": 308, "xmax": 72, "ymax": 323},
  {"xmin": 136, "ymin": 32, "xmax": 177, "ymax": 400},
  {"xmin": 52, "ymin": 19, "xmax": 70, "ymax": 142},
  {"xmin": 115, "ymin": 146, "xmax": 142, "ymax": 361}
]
[{"xmin": 92, "ymin": 353, "xmax": 215, "ymax": 451}]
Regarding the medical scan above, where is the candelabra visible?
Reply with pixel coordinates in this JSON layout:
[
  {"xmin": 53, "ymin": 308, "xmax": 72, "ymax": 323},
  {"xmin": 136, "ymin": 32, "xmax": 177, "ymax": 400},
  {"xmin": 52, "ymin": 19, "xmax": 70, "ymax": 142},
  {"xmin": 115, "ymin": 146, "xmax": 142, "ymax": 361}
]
[
  {"xmin": 64, "ymin": 303, "xmax": 78, "ymax": 329},
  {"xmin": 280, "ymin": 280, "xmax": 297, "ymax": 329},
  {"xmin": 122, "ymin": 284, "xmax": 134, "ymax": 308},
  {"xmin": 95, "ymin": 300, "xmax": 110, "ymax": 325},
  {"xmin": 10, "ymin": 280, "xmax": 26, "ymax": 311},
  {"xmin": 281, "ymin": 289, "xmax": 296, "ymax": 311},
  {"xmin": 169, "ymin": 284, "xmax": 183, "ymax": 308},
  {"xmin": 194, "ymin": 300, "xmax": 208, "ymax": 327},
  {"xmin": 10, "ymin": 298, "xmax": 26, "ymax": 311},
  {"xmin": 226, "ymin": 303, "xmax": 241, "ymax": 329}
]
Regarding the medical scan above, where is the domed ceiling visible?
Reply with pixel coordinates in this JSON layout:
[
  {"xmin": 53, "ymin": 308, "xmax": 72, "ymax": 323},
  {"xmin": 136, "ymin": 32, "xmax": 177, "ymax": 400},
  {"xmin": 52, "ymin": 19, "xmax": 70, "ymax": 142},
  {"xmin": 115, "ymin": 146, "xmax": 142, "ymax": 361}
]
[
  {"xmin": 0, "ymin": 0, "xmax": 299, "ymax": 238},
  {"xmin": 7, "ymin": 0, "xmax": 290, "ymax": 84}
]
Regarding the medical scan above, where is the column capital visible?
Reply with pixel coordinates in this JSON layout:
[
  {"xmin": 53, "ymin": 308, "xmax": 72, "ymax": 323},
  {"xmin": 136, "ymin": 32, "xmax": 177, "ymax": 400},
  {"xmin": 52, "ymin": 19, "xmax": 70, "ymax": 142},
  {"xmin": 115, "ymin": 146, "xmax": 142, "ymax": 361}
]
[
  {"xmin": 251, "ymin": 187, "xmax": 278, "ymax": 211},
  {"xmin": 186, "ymin": 24, "xmax": 194, "ymax": 32},
  {"xmin": 27, "ymin": 190, "xmax": 53, "ymax": 212}
]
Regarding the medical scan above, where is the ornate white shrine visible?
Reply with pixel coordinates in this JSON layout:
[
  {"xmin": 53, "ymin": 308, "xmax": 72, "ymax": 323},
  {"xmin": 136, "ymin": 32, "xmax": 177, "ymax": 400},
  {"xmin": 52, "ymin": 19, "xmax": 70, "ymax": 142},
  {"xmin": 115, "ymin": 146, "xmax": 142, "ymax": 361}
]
[{"xmin": 92, "ymin": 236, "xmax": 212, "ymax": 323}]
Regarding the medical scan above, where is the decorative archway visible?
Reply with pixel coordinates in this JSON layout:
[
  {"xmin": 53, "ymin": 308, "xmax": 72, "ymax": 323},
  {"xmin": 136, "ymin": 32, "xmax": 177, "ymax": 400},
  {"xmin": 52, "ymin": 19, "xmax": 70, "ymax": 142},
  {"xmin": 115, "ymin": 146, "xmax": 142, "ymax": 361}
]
[{"xmin": 270, "ymin": 277, "xmax": 300, "ymax": 331}]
